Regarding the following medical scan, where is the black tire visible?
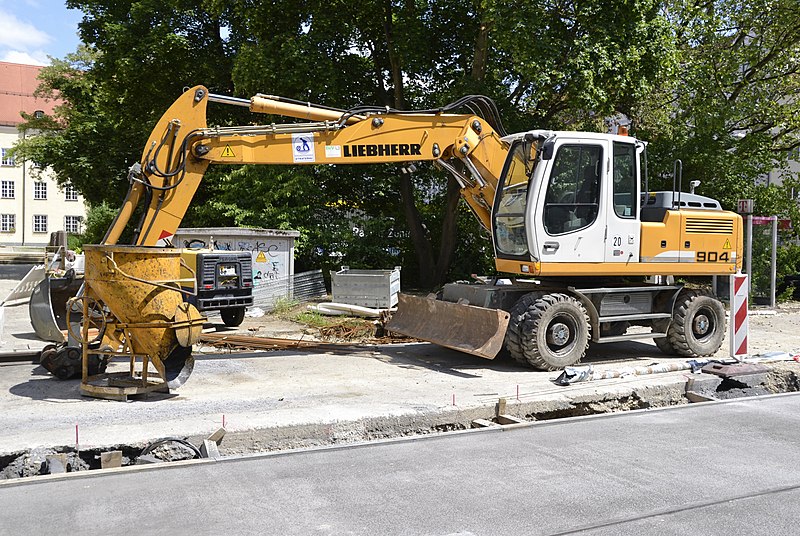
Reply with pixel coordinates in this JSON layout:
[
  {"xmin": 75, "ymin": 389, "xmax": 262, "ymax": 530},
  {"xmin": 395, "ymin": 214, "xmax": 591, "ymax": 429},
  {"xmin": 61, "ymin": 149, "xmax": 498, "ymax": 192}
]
[
  {"xmin": 666, "ymin": 289, "xmax": 726, "ymax": 357},
  {"xmin": 512, "ymin": 293, "xmax": 590, "ymax": 371},
  {"xmin": 221, "ymin": 307, "xmax": 246, "ymax": 327},
  {"xmin": 505, "ymin": 293, "xmax": 541, "ymax": 365},
  {"xmin": 651, "ymin": 318, "xmax": 678, "ymax": 355}
]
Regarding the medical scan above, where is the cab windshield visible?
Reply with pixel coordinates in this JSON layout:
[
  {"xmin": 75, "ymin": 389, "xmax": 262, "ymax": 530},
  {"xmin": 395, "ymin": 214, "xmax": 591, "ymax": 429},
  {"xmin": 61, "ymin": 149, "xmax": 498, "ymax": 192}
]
[{"xmin": 493, "ymin": 141, "xmax": 534, "ymax": 257}]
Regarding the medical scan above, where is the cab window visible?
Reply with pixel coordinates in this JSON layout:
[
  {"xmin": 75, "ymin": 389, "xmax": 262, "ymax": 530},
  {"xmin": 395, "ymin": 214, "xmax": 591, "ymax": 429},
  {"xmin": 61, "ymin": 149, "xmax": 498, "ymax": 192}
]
[
  {"xmin": 494, "ymin": 142, "xmax": 531, "ymax": 256},
  {"xmin": 543, "ymin": 145, "xmax": 602, "ymax": 235},
  {"xmin": 612, "ymin": 142, "xmax": 636, "ymax": 218}
]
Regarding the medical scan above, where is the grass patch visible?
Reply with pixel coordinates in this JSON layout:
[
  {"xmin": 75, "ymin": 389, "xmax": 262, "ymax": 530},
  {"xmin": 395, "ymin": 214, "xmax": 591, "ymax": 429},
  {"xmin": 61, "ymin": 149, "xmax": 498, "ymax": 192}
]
[
  {"xmin": 294, "ymin": 310, "xmax": 330, "ymax": 328},
  {"xmin": 272, "ymin": 297, "xmax": 300, "ymax": 316}
]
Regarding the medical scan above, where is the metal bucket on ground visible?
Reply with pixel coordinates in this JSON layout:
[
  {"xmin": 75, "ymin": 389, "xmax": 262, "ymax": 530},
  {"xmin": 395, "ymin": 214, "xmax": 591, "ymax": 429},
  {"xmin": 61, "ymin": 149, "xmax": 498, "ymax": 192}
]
[
  {"xmin": 386, "ymin": 293, "xmax": 510, "ymax": 359},
  {"xmin": 29, "ymin": 270, "xmax": 82, "ymax": 343},
  {"xmin": 83, "ymin": 245, "xmax": 201, "ymax": 389}
]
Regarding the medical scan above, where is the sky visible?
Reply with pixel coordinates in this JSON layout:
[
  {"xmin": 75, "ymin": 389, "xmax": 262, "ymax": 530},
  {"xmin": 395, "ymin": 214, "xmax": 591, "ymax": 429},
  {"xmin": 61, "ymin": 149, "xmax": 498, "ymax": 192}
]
[{"xmin": 0, "ymin": 0, "xmax": 82, "ymax": 66}]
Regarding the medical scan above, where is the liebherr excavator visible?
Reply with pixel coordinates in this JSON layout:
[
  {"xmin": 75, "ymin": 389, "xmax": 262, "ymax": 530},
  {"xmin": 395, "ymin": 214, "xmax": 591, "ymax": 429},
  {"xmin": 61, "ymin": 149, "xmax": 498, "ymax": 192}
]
[{"xmin": 51, "ymin": 85, "xmax": 741, "ymax": 398}]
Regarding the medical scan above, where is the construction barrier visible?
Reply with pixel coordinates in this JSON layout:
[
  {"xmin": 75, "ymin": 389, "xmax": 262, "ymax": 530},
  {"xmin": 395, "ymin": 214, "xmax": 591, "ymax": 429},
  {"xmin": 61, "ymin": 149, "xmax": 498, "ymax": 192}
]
[{"xmin": 730, "ymin": 272, "xmax": 748, "ymax": 358}]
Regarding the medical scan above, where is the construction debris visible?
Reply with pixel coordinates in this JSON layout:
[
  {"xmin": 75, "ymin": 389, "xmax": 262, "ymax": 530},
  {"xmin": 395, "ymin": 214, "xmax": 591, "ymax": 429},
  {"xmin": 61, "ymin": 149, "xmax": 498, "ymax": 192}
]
[
  {"xmin": 201, "ymin": 440, "xmax": 220, "ymax": 459},
  {"xmin": 308, "ymin": 302, "xmax": 394, "ymax": 318},
  {"xmin": 554, "ymin": 361, "xmax": 706, "ymax": 386},
  {"xmin": 319, "ymin": 320, "xmax": 376, "ymax": 341},
  {"xmin": 100, "ymin": 450, "xmax": 123, "ymax": 469},
  {"xmin": 198, "ymin": 332, "xmax": 350, "ymax": 352}
]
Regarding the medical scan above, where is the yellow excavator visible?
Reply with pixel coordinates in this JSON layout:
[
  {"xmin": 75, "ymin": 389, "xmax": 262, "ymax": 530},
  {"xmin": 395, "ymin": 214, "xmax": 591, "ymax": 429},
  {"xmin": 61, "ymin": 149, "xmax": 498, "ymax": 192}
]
[{"xmin": 40, "ymin": 85, "xmax": 742, "ymax": 399}]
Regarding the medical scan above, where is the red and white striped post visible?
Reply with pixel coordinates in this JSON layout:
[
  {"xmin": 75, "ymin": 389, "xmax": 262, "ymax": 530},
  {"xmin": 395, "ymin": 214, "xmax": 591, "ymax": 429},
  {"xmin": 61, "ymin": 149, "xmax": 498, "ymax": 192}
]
[{"xmin": 730, "ymin": 272, "xmax": 748, "ymax": 359}]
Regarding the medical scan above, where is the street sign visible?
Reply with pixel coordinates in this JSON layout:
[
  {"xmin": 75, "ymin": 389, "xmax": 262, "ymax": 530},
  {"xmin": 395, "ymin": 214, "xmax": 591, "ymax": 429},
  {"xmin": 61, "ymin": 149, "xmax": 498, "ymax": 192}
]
[{"xmin": 737, "ymin": 199, "xmax": 754, "ymax": 214}]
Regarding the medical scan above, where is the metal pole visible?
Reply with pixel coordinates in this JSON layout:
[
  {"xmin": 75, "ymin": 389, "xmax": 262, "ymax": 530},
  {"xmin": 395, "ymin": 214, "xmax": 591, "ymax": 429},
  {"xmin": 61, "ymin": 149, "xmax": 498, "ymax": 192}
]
[
  {"xmin": 771, "ymin": 216, "xmax": 778, "ymax": 308},
  {"xmin": 746, "ymin": 214, "xmax": 753, "ymax": 295}
]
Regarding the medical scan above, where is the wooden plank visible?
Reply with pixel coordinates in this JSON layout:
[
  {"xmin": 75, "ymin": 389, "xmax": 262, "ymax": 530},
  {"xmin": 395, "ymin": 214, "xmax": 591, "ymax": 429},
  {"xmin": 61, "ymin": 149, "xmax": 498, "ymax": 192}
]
[
  {"xmin": 496, "ymin": 415, "xmax": 527, "ymax": 425},
  {"xmin": 471, "ymin": 419, "xmax": 499, "ymax": 428}
]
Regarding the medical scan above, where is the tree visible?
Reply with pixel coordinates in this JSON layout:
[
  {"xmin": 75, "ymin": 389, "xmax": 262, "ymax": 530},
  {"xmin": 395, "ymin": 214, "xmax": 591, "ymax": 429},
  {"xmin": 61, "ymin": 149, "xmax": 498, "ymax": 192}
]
[
  {"xmin": 637, "ymin": 0, "xmax": 800, "ymax": 224},
  {"xmin": 224, "ymin": 0, "xmax": 677, "ymax": 286},
  {"xmin": 13, "ymin": 0, "xmax": 697, "ymax": 288}
]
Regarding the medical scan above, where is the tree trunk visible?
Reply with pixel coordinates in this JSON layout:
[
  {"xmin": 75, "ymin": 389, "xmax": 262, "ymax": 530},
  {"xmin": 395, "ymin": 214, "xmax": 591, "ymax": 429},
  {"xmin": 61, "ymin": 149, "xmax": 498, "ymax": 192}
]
[
  {"xmin": 471, "ymin": 22, "xmax": 491, "ymax": 81},
  {"xmin": 433, "ymin": 176, "xmax": 463, "ymax": 285},
  {"xmin": 383, "ymin": 0, "xmax": 405, "ymax": 109},
  {"xmin": 398, "ymin": 173, "xmax": 436, "ymax": 288}
]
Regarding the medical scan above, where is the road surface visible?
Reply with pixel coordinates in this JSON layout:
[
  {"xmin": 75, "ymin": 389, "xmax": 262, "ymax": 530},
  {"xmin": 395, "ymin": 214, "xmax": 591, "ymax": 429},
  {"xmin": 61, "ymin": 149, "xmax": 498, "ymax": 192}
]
[{"xmin": 2, "ymin": 393, "xmax": 799, "ymax": 535}]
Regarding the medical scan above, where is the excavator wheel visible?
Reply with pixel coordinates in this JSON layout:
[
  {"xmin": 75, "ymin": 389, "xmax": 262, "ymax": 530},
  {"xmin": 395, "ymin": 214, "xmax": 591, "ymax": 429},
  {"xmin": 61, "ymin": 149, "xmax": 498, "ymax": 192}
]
[
  {"xmin": 505, "ymin": 293, "xmax": 542, "ymax": 365},
  {"xmin": 47, "ymin": 346, "xmax": 82, "ymax": 380},
  {"xmin": 651, "ymin": 319, "xmax": 678, "ymax": 355},
  {"xmin": 662, "ymin": 289, "xmax": 726, "ymax": 357},
  {"xmin": 508, "ymin": 292, "xmax": 590, "ymax": 371}
]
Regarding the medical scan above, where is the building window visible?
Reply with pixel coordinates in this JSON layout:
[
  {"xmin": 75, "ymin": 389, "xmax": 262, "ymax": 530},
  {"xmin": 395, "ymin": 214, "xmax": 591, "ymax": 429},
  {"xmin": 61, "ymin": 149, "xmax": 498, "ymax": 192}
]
[
  {"xmin": 34, "ymin": 181, "xmax": 47, "ymax": 200},
  {"xmin": 1, "ymin": 148, "xmax": 13, "ymax": 166},
  {"xmin": 33, "ymin": 215, "xmax": 47, "ymax": 233},
  {"xmin": 1, "ymin": 180, "xmax": 14, "ymax": 198},
  {"xmin": 65, "ymin": 184, "xmax": 79, "ymax": 201},
  {"xmin": 34, "ymin": 110, "xmax": 45, "ymax": 119},
  {"xmin": 64, "ymin": 215, "xmax": 83, "ymax": 234},
  {"xmin": 0, "ymin": 214, "xmax": 15, "ymax": 232}
]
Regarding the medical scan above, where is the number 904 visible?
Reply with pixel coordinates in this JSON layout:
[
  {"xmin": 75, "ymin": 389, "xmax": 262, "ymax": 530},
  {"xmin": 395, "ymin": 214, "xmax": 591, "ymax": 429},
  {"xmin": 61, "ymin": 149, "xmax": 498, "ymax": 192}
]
[{"xmin": 696, "ymin": 251, "xmax": 730, "ymax": 262}]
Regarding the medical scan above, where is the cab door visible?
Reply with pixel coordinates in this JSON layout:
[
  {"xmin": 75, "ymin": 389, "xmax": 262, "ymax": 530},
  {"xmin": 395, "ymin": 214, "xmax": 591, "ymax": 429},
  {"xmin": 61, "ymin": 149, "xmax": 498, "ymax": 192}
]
[
  {"xmin": 533, "ymin": 139, "xmax": 607, "ymax": 263},
  {"xmin": 604, "ymin": 140, "xmax": 641, "ymax": 263}
]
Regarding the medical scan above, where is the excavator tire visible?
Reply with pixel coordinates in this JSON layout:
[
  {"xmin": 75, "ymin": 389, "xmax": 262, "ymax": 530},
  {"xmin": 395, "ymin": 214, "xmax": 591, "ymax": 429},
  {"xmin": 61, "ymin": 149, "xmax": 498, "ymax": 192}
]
[
  {"xmin": 663, "ymin": 289, "xmax": 726, "ymax": 357},
  {"xmin": 512, "ymin": 292, "xmax": 591, "ymax": 371},
  {"xmin": 651, "ymin": 319, "xmax": 678, "ymax": 355},
  {"xmin": 505, "ymin": 293, "xmax": 542, "ymax": 365}
]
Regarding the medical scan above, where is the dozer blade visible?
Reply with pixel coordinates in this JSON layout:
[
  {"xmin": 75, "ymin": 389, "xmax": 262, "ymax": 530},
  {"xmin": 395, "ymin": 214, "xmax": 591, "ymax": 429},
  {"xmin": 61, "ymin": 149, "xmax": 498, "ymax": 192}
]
[
  {"xmin": 29, "ymin": 274, "xmax": 82, "ymax": 343},
  {"xmin": 386, "ymin": 293, "xmax": 510, "ymax": 359}
]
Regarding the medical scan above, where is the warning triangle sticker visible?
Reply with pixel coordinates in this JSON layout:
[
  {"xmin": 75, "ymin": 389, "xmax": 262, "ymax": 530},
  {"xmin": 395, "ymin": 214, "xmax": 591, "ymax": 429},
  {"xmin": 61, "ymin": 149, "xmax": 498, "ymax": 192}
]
[
  {"xmin": 256, "ymin": 251, "xmax": 267, "ymax": 263},
  {"xmin": 158, "ymin": 229, "xmax": 173, "ymax": 239},
  {"xmin": 723, "ymin": 238, "xmax": 731, "ymax": 249},
  {"xmin": 221, "ymin": 145, "xmax": 236, "ymax": 158}
]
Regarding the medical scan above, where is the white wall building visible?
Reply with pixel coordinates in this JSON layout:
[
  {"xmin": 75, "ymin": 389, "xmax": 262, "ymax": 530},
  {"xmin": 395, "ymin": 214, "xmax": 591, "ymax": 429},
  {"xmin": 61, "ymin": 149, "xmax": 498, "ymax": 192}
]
[{"xmin": 0, "ymin": 61, "xmax": 87, "ymax": 247}]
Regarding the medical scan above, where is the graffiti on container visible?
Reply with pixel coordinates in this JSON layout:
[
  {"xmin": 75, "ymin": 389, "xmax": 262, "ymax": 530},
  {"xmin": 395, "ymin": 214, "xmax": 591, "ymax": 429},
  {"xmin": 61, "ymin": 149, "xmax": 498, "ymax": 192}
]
[
  {"xmin": 179, "ymin": 236, "xmax": 289, "ymax": 285},
  {"xmin": 182, "ymin": 238, "xmax": 236, "ymax": 251}
]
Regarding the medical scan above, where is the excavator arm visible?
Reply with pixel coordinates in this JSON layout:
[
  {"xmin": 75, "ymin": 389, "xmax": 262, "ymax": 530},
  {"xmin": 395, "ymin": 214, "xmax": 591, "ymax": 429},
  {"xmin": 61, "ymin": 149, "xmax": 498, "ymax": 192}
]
[{"xmin": 105, "ymin": 85, "xmax": 512, "ymax": 248}]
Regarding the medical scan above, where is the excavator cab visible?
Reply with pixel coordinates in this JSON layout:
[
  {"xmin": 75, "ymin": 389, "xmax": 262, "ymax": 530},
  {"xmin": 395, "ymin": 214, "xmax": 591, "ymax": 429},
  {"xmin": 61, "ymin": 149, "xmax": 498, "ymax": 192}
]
[{"xmin": 493, "ymin": 132, "xmax": 644, "ymax": 269}]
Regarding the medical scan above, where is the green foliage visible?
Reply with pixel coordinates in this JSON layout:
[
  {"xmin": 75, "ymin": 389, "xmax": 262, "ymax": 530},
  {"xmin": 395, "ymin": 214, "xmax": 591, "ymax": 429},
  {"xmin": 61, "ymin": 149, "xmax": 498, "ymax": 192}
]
[
  {"xmin": 751, "ymin": 229, "xmax": 800, "ymax": 302},
  {"xmin": 271, "ymin": 296, "xmax": 300, "ymax": 316},
  {"xmin": 67, "ymin": 234, "xmax": 82, "ymax": 253},
  {"xmin": 637, "ymin": 0, "xmax": 800, "ymax": 224},
  {"xmin": 11, "ymin": 0, "xmax": 800, "ymax": 289},
  {"xmin": 79, "ymin": 202, "xmax": 118, "ymax": 246},
  {"xmin": 776, "ymin": 243, "xmax": 800, "ymax": 301},
  {"xmin": 293, "ymin": 310, "xmax": 329, "ymax": 328}
]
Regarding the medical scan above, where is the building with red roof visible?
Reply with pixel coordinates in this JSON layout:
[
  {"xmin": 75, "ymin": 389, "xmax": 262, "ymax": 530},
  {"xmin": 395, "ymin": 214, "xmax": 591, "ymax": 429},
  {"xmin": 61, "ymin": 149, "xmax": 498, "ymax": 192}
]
[{"xmin": 0, "ymin": 61, "xmax": 86, "ymax": 246}]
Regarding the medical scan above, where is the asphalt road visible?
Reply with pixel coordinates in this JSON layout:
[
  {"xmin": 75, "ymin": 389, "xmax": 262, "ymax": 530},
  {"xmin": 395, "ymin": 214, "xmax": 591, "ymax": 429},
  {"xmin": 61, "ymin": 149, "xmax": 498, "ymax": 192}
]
[{"xmin": 2, "ymin": 393, "xmax": 799, "ymax": 535}]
